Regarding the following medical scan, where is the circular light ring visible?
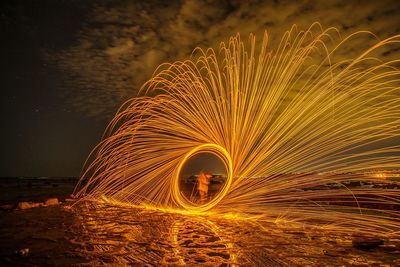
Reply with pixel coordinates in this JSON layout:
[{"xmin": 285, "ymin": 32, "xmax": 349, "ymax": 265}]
[{"xmin": 173, "ymin": 143, "xmax": 233, "ymax": 212}]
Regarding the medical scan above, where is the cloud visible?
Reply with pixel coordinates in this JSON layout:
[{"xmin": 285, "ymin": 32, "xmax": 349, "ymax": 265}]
[{"xmin": 47, "ymin": 0, "xmax": 400, "ymax": 118}]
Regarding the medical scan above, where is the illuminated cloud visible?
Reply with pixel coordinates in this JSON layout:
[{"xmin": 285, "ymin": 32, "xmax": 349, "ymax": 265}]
[{"xmin": 48, "ymin": 0, "xmax": 400, "ymax": 118}]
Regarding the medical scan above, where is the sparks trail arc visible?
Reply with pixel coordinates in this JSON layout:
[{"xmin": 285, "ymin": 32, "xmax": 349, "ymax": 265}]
[
  {"xmin": 74, "ymin": 24, "xmax": 400, "ymax": 236},
  {"xmin": 173, "ymin": 143, "xmax": 233, "ymax": 212}
]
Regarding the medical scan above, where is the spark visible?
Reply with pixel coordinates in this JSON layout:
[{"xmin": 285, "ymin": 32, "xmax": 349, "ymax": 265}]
[{"xmin": 74, "ymin": 24, "xmax": 400, "ymax": 237}]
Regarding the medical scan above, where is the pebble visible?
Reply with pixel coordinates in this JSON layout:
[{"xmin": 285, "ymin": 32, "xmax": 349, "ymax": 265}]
[
  {"xmin": 17, "ymin": 248, "xmax": 29, "ymax": 257},
  {"xmin": 44, "ymin": 198, "xmax": 59, "ymax": 206}
]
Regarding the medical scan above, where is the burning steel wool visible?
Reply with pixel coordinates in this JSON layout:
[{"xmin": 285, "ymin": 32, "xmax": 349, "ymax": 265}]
[{"xmin": 74, "ymin": 24, "xmax": 400, "ymax": 237}]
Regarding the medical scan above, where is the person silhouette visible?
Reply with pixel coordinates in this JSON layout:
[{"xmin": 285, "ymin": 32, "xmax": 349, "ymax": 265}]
[{"xmin": 197, "ymin": 171, "xmax": 212, "ymax": 204}]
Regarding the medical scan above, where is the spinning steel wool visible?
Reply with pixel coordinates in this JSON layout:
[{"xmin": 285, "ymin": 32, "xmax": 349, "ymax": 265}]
[{"xmin": 74, "ymin": 24, "xmax": 400, "ymax": 236}]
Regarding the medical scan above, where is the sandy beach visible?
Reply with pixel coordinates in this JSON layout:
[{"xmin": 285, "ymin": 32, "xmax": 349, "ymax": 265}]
[{"xmin": 1, "ymin": 178, "xmax": 399, "ymax": 266}]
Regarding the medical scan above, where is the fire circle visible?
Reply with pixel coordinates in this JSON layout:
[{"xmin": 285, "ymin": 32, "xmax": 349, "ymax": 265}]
[{"xmin": 173, "ymin": 144, "xmax": 233, "ymax": 212}]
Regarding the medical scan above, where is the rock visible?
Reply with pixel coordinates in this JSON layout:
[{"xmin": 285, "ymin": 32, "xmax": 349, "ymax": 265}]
[
  {"xmin": 352, "ymin": 236, "xmax": 384, "ymax": 250},
  {"xmin": 17, "ymin": 202, "xmax": 40, "ymax": 210},
  {"xmin": 17, "ymin": 202, "xmax": 30, "ymax": 209},
  {"xmin": 17, "ymin": 248, "xmax": 29, "ymax": 257},
  {"xmin": 0, "ymin": 204, "xmax": 14, "ymax": 210},
  {"xmin": 15, "ymin": 198, "xmax": 59, "ymax": 210},
  {"xmin": 44, "ymin": 198, "xmax": 59, "ymax": 206}
]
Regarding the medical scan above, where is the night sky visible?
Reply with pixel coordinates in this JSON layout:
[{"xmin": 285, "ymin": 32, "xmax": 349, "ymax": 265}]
[{"xmin": 1, "ymin": 0, "xmax": 399, "ymax": 177}]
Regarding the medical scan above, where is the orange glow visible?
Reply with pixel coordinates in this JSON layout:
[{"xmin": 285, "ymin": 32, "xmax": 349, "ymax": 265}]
[
  {"xmin": 376, "ymin": 173, "xmax": 386, "ymax": 179},
  {"xmin": 173, "ymin": 143, "xmax": 233, "ymax": 212},
  {"xmin": 74, "ymin": 24, "xmax": 400, "ymax": 237}
]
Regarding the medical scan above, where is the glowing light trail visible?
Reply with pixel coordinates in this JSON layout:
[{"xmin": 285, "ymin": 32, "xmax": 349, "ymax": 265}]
[
  {"xmin": 173, "ymin": 143, "xmax": 232, "ymax": 212},
  {"xmin": 74, "ymin": 24, "xmax": 400, "ymax": 237}
]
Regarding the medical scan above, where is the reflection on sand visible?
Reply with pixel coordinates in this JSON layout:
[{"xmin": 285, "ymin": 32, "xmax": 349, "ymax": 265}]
[
  {"xmin": 73, "ymin": 201, "xmax": 239, "ymax": 265},
  {"xmin": 170, "ymin": 219, "xmax": 236, "ymax": 265},
  {"xmin": 71, "ymin": 201, "xmax": 400, "ymax": 266}
]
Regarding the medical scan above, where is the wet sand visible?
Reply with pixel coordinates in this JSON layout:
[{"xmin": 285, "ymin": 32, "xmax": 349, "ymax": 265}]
[
  {"xmin": 0, "ymin": 201, "xmax": 399, "ymax": 266},
  {"xmin": 0, "ymin": 178, "xmax": 399, "ymax": 266}
]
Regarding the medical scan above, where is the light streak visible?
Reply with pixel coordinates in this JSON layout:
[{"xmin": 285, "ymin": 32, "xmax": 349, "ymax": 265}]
[
  {"xmin": 173, "ymin": 143, "xmax": 232, "ymax": 212},
  {"xmin": 74, "ymin": 24, "xmax": 400, "ymax": 237}
]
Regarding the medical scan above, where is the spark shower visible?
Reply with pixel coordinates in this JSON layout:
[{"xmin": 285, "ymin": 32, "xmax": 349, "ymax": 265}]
[{"xmin": 74, "ymin": 24, "xmax": 400, "ymax": 236}]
